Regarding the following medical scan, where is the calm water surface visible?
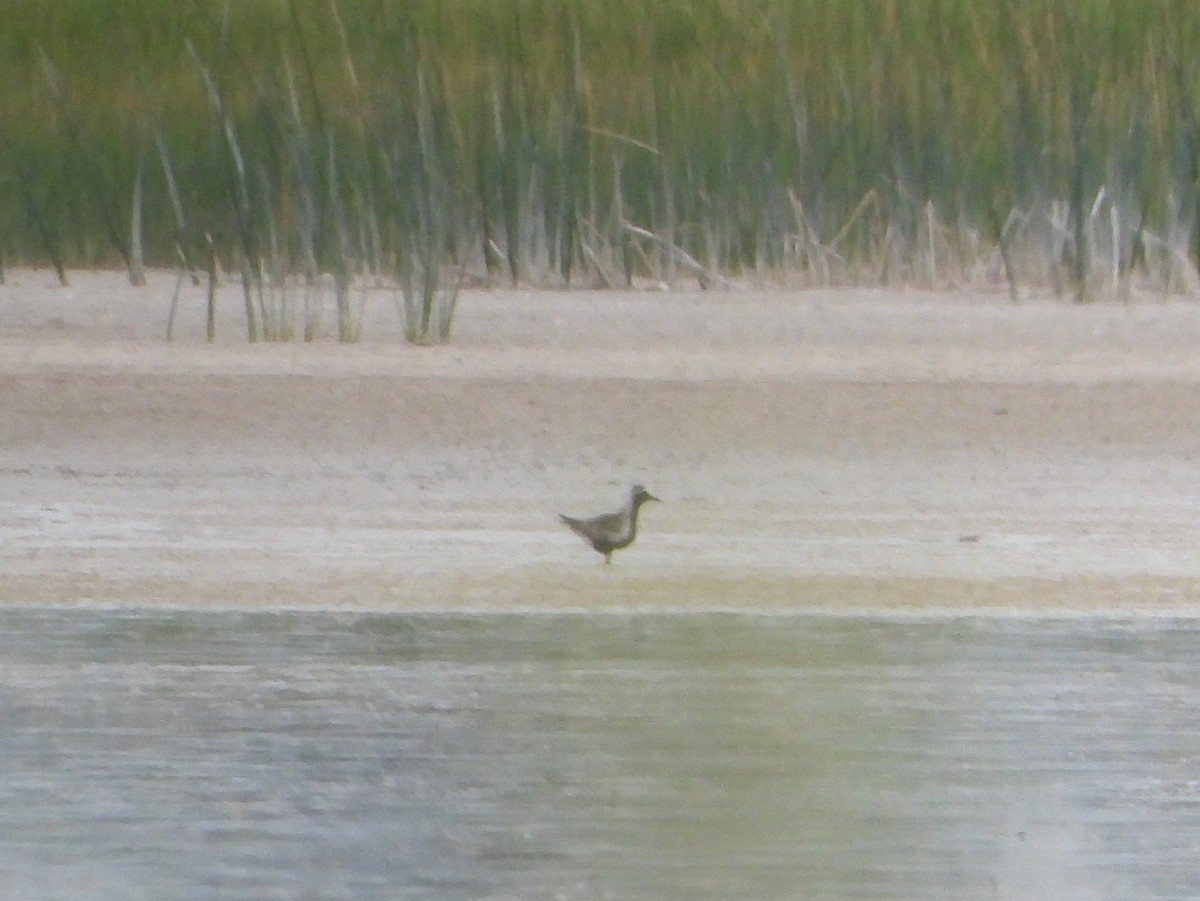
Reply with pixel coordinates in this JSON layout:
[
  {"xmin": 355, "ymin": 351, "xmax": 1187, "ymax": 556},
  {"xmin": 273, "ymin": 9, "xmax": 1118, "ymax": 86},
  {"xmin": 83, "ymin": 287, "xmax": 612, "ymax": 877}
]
[{"xmin": 1, "ymin": 609, "xmax": 1199, "ymax": 900}]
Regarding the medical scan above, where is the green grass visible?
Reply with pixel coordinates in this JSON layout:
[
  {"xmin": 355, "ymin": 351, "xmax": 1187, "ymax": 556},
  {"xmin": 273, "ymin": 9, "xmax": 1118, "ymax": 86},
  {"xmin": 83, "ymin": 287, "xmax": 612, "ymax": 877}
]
[{"xmin": 0, "ymin": 0, "xmax": 1196, "ymax": 314}]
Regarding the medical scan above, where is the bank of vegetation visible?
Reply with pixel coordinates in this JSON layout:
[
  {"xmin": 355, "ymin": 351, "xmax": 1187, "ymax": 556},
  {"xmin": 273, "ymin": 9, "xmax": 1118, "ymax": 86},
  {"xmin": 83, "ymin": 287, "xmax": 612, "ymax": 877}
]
[{"xmin": 0, "ymin": 1, "xmax": 1197, "ymax": 339}]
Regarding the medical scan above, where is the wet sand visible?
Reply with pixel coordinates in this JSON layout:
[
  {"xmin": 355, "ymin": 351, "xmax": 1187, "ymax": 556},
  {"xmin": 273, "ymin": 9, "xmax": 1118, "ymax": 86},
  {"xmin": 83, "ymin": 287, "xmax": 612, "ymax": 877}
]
[{"xmin": 3, "ymin": 269, "xmax": 1200, "ymax": 612}]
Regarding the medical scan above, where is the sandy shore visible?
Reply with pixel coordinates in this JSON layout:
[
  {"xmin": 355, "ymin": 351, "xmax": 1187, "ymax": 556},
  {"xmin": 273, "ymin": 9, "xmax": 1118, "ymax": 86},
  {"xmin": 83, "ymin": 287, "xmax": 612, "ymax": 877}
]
[{"xmin": 3, "ymin": 269, "xmax": 1200, "ymax": 612}]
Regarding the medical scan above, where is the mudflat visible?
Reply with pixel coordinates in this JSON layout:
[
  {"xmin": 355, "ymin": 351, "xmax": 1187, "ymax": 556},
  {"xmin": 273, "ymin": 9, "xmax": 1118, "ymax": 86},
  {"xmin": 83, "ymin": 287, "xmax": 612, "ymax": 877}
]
[{"xmin": 3, "ymin": 269, "xmax": 1200, "ymax": 612}]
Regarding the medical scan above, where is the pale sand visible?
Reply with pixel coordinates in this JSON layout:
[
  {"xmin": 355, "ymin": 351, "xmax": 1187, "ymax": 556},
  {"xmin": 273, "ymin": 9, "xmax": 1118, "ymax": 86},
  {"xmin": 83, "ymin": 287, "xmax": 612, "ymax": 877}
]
[{"xmin": 4, "ymin": 269, "xmax": 1200, "ymax": 613}]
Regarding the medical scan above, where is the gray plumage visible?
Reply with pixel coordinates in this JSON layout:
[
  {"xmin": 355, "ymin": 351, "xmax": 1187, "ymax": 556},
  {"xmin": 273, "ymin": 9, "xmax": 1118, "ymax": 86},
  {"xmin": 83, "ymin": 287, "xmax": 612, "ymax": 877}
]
[{"xmin": 559, "ymin": 484, "xmax": 661, "ymax": 564}]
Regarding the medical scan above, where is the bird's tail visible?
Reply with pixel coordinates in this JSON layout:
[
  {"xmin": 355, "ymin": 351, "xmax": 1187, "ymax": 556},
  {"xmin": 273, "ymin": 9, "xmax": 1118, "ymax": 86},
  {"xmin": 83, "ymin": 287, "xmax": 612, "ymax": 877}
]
[{"xmin": 559, "ymin": 514, "xmax": 586, "ymax": 535}]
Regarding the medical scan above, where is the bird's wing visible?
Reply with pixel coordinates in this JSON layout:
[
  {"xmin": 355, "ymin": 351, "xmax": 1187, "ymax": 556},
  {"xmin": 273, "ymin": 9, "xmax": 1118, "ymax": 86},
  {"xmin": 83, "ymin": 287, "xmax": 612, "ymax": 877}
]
[
  {"xmin": 560, "ymin": 510, "xmax": 623, "ymax": 538},
  {"xmin": 587, "ymin": 511, "xmax": 624, "ymax": 534}
]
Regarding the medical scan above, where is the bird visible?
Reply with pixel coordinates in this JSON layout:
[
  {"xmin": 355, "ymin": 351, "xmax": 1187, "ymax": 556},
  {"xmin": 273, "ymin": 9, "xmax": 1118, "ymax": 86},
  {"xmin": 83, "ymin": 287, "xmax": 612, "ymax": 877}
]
[{"xmin": 559, "ymin": 484, "xmax": 661, "ymax": 564}]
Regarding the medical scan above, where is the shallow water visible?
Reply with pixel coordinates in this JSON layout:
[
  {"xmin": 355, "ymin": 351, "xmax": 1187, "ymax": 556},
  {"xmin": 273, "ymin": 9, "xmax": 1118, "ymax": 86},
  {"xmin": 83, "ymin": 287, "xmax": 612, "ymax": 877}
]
[{"xmin": 1, "ymin": 609, "xmax": 1198, "ymax": 900}]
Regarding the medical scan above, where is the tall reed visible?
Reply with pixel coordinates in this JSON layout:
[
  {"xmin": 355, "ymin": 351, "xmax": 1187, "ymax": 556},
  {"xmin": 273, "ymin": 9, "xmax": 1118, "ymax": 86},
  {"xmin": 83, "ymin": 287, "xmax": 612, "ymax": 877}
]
[{"xmin": 0, "ymin": 0, "xmax": 1197, "ymax": 332}]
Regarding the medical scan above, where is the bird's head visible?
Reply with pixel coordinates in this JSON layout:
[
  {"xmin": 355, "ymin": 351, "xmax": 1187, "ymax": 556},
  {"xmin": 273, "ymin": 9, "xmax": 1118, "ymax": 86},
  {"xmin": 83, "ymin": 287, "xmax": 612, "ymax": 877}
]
[{"xmin": 632, "ymin": 485, "xmax": 660, "ymax": 505}]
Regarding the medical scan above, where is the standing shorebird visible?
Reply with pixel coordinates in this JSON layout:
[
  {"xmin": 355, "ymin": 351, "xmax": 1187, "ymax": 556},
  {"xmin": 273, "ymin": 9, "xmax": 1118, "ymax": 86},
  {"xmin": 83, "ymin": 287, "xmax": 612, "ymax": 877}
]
[{"xmin": 559, "ymin": 484, "xmax": 661, "ymax": 564}]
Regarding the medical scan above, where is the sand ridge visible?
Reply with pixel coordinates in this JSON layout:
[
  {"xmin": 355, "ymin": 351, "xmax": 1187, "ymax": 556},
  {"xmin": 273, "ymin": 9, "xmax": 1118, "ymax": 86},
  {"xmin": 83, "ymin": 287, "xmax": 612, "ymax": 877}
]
[{"xmin": 3, "ymin": 269, "xmax": 1200, "ymax": 611}]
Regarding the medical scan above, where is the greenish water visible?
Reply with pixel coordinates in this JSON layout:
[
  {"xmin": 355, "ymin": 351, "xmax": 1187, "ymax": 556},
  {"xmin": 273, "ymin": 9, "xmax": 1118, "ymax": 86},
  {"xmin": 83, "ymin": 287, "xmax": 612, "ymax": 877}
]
[{"xmin": 1, "ymin": 610, "xmax": 1198, "ymax": 900}]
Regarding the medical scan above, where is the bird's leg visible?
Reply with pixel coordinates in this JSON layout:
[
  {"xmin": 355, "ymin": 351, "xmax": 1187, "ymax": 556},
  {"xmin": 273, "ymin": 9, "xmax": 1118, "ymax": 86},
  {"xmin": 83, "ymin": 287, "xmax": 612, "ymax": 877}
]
[{"xmin": 604, "ymin": 552, "xmax": 612, "ymax": 564}]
